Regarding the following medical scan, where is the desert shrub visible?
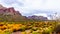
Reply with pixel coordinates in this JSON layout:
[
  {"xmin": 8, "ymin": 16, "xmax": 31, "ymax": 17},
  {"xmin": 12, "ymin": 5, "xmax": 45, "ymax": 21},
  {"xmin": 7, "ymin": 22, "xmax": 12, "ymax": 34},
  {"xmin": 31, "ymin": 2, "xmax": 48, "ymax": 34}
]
[{"xmin": 32, "ymin": 31, "xmax": 40, "ymax": 34}]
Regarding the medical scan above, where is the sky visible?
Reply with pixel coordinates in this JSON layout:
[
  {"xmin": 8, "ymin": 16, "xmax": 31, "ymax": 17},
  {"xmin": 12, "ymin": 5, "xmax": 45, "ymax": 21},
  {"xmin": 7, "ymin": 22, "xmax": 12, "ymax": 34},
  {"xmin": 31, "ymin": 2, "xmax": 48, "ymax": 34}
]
[{"xmin": 0, "ymin": 0, "xmax": 60, "ymax": 19}]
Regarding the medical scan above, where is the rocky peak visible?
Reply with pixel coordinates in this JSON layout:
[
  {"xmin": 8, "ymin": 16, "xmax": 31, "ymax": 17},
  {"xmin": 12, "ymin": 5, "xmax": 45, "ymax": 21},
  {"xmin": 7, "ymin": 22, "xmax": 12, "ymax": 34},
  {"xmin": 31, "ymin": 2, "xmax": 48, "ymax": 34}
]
[{"xmin": 0, "ymin": 4, "xmax": 27, "ymax": 21}]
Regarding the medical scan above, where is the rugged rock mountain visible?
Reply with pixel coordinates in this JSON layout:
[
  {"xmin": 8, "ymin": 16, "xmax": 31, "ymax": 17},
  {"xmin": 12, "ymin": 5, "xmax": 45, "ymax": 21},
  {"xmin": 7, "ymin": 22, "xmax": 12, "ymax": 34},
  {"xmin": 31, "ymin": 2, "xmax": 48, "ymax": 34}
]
[
  {"xmin": 0, "ymin": 5, "xmax": 27, "ymax": 21},
  {"xmin": 0, "ymin": 4, "xmax": 48, "ymax": 21},
  {"xmin": 27, "ymin": 15, "xmax": 48, "ymax": 20}
]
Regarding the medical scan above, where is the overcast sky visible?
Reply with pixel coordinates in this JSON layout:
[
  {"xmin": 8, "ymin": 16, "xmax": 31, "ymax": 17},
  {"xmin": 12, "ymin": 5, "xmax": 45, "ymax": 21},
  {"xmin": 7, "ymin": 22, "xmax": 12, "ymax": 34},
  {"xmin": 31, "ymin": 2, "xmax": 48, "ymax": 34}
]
[{"xmin": 0, "ymin": 0, "xmax": 60, "ymax": 19}]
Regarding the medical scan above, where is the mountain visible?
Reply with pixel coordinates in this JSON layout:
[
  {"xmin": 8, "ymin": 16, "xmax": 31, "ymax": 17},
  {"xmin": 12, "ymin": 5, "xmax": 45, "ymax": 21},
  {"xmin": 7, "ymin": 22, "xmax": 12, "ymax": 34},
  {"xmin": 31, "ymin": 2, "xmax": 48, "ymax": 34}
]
[
  {"xmin": 0, "ymin": 4, "xmax": 48, "ymax": 21},
  {"xmin": 0, "ymin": 5, "xmax": 27, "ymax": 22},
  {"xmin": 27, "ymin": 15, "xmax": 48, "ymax": 20}
]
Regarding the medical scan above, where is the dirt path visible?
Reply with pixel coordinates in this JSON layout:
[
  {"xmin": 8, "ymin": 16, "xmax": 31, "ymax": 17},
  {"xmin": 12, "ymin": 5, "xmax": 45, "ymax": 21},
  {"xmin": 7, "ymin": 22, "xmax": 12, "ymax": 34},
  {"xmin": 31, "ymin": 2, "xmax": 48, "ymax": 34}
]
[
  {"xmin": 12, "ymin": 31, "xmax": 21, "ymax": 34},
  {"xmin": 12, "ymin": 30, "xmax": 31, "ymax": 34}
]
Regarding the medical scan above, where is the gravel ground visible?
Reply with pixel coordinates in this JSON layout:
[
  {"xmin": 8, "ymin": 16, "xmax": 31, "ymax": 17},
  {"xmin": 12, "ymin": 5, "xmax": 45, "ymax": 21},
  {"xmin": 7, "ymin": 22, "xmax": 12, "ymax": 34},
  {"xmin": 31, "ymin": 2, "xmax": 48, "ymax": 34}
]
[
  {"xmin": 12, "ymin": 31, "xmax": 21, "ymax": 34},
  {"xmin": 12, "ymin": 30, "xmax": 31, "ymax": 34}
]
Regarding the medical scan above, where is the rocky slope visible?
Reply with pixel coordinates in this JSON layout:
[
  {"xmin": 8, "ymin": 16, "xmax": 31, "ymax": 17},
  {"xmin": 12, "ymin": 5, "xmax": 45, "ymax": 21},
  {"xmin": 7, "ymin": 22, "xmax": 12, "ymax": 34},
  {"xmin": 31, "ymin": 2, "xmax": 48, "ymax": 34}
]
[{"xmin": 0, "ymin": 5, "xmax": 27, "ymax": 21}]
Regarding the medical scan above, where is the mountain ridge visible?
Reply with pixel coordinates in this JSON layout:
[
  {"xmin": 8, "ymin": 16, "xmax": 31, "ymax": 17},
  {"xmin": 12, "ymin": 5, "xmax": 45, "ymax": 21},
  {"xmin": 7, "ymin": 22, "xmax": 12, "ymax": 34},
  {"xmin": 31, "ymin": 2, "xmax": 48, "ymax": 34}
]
[
  {"xmin": 0, "ymin": 5, "xmax": 48, "ymax": 21},
  {"xmin": 0, "ymin": 5, "xmax": 27, "ymax": 21}
]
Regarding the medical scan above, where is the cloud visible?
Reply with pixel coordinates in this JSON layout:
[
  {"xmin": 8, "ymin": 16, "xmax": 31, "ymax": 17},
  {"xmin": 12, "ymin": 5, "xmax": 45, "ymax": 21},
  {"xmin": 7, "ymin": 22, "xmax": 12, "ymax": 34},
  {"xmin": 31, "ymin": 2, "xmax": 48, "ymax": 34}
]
[
  {"xmin": 0, "ymin": 0, "xmax": 24, "ymax": 6},
  {"xmin": 34, "ymin": 13, "xmax": 47, "ymax": 17}
]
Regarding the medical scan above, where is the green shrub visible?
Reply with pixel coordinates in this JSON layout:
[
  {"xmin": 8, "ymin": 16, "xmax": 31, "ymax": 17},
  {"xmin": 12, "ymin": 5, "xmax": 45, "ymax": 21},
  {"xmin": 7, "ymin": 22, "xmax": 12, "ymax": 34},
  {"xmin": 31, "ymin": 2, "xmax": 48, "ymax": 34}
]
[{"xmin": 32, "ymin": 31, "xmax": 40, "ymax": 34}]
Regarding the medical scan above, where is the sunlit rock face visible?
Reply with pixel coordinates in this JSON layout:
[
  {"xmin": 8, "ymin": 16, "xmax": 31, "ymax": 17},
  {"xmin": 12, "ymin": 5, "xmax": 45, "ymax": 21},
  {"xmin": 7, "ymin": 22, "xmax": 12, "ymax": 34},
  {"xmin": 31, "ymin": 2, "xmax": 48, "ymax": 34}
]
[{"xmin": 0, "ymin": 5, "xmax": 27, "ymax": 21}]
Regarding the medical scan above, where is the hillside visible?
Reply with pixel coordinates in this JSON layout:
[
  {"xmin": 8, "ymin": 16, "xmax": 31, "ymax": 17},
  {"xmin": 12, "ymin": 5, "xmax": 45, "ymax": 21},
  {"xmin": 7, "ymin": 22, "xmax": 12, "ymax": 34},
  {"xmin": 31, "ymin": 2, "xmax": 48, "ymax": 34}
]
[{"xmin": 0, "ymin": 5, "xmax": 27, "ymax": 22}]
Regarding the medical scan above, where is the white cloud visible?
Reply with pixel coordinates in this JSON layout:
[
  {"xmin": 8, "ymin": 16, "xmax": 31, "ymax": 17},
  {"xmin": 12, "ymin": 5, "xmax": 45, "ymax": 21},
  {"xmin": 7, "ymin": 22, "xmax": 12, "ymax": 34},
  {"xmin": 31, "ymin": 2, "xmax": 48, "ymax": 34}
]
[
  {"xmin": 34, "ymin": 13, "xmax": 47, "ymax": 17},
  {"xmin": 0, "ymin": 0, "xmax": 60, "ymax": 12}
]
